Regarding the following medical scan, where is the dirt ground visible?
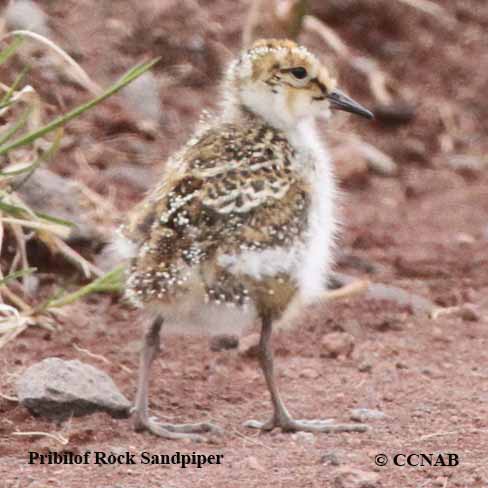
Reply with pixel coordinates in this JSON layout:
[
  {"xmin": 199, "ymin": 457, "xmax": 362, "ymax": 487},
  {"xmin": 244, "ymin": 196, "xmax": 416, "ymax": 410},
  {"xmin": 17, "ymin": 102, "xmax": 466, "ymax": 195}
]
[{"xmin": 1, "ymin": 0, "xmax": 488, "ymax": 487}]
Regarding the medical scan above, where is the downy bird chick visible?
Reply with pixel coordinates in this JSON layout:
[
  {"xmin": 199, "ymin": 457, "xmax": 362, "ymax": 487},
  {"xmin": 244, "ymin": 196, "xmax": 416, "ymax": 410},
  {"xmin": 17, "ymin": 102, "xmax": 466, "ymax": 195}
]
[{"xmin": 117, "ymin": 39, "xmax": 373, "ymax": 440}]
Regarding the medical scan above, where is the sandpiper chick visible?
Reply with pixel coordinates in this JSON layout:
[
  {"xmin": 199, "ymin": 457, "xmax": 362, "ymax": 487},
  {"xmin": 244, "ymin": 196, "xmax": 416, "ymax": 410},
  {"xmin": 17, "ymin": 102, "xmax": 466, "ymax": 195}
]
[{"xmin": 117, "ymin": 39, "xmax": 373, "ymax": 440}]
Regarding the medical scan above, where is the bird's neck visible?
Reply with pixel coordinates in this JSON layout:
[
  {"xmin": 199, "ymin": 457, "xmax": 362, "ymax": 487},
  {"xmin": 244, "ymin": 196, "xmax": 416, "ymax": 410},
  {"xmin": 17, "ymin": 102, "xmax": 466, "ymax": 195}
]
[
  {"xmin": 220, "ymin": 86, "xmax": 331, "ymax": 177},
  {"xmin": 287, "ymin": 118, "xmax": 332, "ymax": 179}
]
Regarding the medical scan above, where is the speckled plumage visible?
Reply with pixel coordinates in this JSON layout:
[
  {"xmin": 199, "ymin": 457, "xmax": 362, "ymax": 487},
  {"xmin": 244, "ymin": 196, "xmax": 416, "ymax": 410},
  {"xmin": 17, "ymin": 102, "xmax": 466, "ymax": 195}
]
[
  {"xmin": 121, "ymin": 115, "xmax": 310, "ymax": 320},
  {"xmin": 117, "ymin": 38, "xmax": 372, "ymax": 329},
  {"xmin": 127, "ymin": 39, "xmax": 374, "ymax": 440}
]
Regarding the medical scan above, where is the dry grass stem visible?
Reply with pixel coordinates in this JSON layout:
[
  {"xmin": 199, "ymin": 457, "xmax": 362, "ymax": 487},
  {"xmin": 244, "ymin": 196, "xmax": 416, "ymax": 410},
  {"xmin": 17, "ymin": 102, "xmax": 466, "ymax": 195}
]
[
  {"xmin": 0, "ymin": 304, "xmax": 32, "ymax": 349},
  {"xmin": 242, "ymin": 0, "xmax": 266, "ymax": 48},
  {"xmin": 0, "ymin": 216, "xmax": 70, "ymax": 238},
  {"xmin": 10, "ymin": 223, "xmax": 30, "ymax": 289},
  {"xmin": 347, "ymin": 136, "xmax": 398, "ymax": 176},
  {"xmin": 0, "ymin": 218, "xmax": 4, "ymax": 303},
  {"xmin": 322, "ymin": 279, "xmax": 370, "ymax": 301},
  {"xmin": 415, "ymin": 428, "xmax": 488, "ymax": 442},
  {"xmin": 351, "ymin": 57, "xmax": 393, "ymax": 105},
  {"xmin": 2, "ymin": 30, "xmax": 102, "ymax": 96},
  {"xmin": 73, "ymin": 342, "xmax": 111, "ymax": 365},
  {"xmin": 395, "ymin": 0, "xmax": 455, "ymax": 26},
  {"xmin": 303, "ymin": 15, "xmax": 350, "ymax": 57},
  {"xmin": 0, "ymin": 392, "xmax": 18, "ymax": 402},
  {"xmin": 12, "ymin": 430, "xmax": 69, "ymax": 445},
  {"xmin": 333, "ymin": 272, "xmax": 437, "ymax": 315},
  {"xmin": 232, "ymin": 427, "xmax": 273, "ymax": 451},
  {"xmin": 242, "ymin": 0, "xmax": 306, "ymax": 48},
  {"xmin": 0, "ymin": 285, "xmax": 31, "ymax": 312},
  {"xmin": 0, "ymin": 84, "xmax": 37, "ymax": 118},
  {"xmin": 50, "ymin": 236, "xmax": 104, "ymax": 278}
]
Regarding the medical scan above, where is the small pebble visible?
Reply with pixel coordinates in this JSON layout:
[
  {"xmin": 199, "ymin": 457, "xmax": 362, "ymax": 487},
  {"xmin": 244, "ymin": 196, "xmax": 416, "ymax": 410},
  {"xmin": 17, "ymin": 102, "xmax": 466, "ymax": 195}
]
[
  {"xmin": 321, "ymin": 451, "xmax": 341, "ymax": 466},
  {"xmin": 350, "ymin": 408, "xmax": 386, "ymax": 422},
  {"xmin": 432, "ymin": 477, "xmax": 448, "ymax": 487},
  {"xmin": 238, "ymin": 333, "xmax": 260, "ymax": 358},
  {"xmin": 432, "ymin": 326, "xmax": 452, "ymax": 343},
  {"xmin": 420, "ymin": 367, "xmax": 434, "ymax": 377},
  {"xmin": 291, "ymin": 431, "xmax": 316, "ymax": 444},
  {"xmin": 395, "ymin": 361, "xmax": 409, "ymax": 370},
  {"xmin": 299, "ymin": 368, "xmax": 320, "ymax": 379},
  {"xmin": 459, "ymin": 304, "xmax": 480, "ymax": 322},
  {"xmin": 209, "ymin": 334, "xmax": 239, "ymax": 352},
  {"xmin": 447, "ymin": 155, "xmax": 486, "ymax": 172},
  {"xmin": 246, "ymin": 455, "xmax": 265, "ymax": 471},
  {"xmin": 334, "ymin": 466, "xmax": 380, "ymax": 488},
  {"xmin": 454, "ymin": 232, "xmax": 475, "ymax": 245},
  {"xmin": 357, "ymin": 361, "xmax": 372, "ymax": 373},
  {"xmin": 321, "ymin": 332, "xmax": 355, "ymax": 359}
]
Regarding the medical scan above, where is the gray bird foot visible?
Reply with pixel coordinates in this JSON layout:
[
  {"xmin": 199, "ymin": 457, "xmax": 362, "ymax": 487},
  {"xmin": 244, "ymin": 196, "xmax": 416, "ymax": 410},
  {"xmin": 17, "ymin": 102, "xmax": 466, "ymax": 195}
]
[
  {"xmin": 134, "ymin": 414, "xmax": 222, "ymax": 441},
  {"xmin": 244, "ymin": 416, "xmax": 369, "ymax": 433}
]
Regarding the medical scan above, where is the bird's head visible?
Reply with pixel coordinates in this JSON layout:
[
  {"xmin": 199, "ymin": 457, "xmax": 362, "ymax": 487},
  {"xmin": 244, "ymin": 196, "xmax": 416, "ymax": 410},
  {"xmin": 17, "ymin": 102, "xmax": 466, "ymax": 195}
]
[{"xmin": 225, "ymin": 39, "xmax": 373, "ymax": 129}]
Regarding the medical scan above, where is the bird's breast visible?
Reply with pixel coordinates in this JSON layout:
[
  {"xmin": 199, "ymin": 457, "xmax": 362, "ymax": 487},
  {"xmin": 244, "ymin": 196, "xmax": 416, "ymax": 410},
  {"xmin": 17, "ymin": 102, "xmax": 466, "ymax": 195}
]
[{"xmin": 217, "ymin": 243, "xmax": 302, "ymax": 280}]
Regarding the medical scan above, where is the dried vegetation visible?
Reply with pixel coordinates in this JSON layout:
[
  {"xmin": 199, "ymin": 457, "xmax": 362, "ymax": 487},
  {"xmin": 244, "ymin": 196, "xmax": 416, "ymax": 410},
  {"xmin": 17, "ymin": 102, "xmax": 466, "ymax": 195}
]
[{"xmin": 0, "ymin": 24, "xmax": 156, "ymax": 349}]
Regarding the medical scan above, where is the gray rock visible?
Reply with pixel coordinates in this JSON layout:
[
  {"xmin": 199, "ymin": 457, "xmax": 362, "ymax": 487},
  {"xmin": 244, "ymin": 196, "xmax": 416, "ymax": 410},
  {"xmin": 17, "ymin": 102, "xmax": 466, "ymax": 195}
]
[
  {"xmin": 5, "ymin": 0, "xmax": 50, "ymax": 35},
  {"xmin": 447, "ymin": 154, "xmax": 487, "ymax": 172},
  {"xmin": 357, "ymin": 360, "xmax": 373, "ymax": 373},
  {"xmin": 334, "ymin": 467, "xmax": 380, "ymax": 488},
  {"xmin": 209, "ymin": 334, "xmax": 239, "ymax": 352},
  {"xmin": 321, "ymin": 451, "xmax": 341, "ymax": 466},
  {"xmin": 244, "ymin": 455, "xmax": 265, "ymax": 471},
  {"xmin": 291, "ymin": 431, "xmax": 316, "ymax": 444},
  {"xmin": 458, "ymin": 304, "xmax": 481, "ymax": 322},
  {"xmin": 321, "ymin": 332, "xmax": 355, "ymax": 359},
  {"xmin": 16, "ymin": 357, "xmax": 131, "ymax": 420},
  {"xmin": 17, "ymin": 168, "xmax": 106, "ymax": 244},
  {"xmin": 350, "ymin": 408, "xmax": 386, "ymax": 422},
  {"xmin": 121, "ymin": 72, "xmax": 162, "ymax": 122},
  {"xmin": 237, "ymin": 333, "xmax": 260, "ymax": 358},
  {"xmin": 299, "ymin": 367, "xmax": 320, "ymax": 379}
]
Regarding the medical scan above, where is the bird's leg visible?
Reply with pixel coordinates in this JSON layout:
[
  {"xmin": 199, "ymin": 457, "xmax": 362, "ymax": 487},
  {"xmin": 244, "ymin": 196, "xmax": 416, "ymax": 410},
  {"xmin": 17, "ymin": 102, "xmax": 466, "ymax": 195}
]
[
  {"xmin": 133, "ymin": 315, "xmax": 220, "ymax": 441},
  {"xmin": 245, "ymin": 314, "xmax": 368, "ymax": 434},
  {"xmin": 244, "ymin": 313, "xmax": 291, "ymax": 430}
]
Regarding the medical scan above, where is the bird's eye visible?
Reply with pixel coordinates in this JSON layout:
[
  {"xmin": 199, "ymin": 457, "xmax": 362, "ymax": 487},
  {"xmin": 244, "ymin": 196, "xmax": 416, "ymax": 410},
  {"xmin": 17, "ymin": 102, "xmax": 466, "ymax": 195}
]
[{"xmin": 290, "ymin": 67, "xmax": 308, "ymax": 79}]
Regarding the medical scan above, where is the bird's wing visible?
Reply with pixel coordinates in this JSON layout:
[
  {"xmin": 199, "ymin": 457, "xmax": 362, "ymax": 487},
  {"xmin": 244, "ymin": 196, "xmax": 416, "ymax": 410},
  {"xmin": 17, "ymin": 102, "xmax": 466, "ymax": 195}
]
[
  {"xmin": 188, "ymin": 125, "xmax": 310, "ymax": 251},
  {"xmin": 123, "ymin": 124, "xmax": 310, "ymax": 300},
  {"xmin": 124, "ymin": 123, "xmax": 308, "ymax": 243}
]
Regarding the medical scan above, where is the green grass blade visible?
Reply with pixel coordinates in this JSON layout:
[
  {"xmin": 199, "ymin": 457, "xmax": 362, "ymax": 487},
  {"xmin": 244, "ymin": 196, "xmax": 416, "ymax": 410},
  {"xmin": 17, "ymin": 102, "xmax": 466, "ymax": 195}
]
[
  {"xmin": 0, "ymin": 199, "xmax": 27, "ymax": 217},
  {"xmin": 0, "ymin": 198, "xmax": 75, "ymax": 228},
  {"xmin": 0, "ymin": 36, "xmax": 24, "ymax": 66},
  {"xmin": 1, "ymin": 66, "xmax": 30, "ymax": 106},
  {"xmin": 0, "ymin": 161, "xmax": 38, "ymax": 177},
  {"xmin": 0, "ymin": 267, "xmax": 36, "ymax": 286},
  {"xmin": 11, "ymin": 127, "xmax": 63, "ymax": 190},
  {"xmin": 45, "ymin": 264, "xmax": 125, "ymax": 309},
  {"xmin": 0, "ymin": 58, "xmax": 160, "ymax": 156},
  {"xmin": 33, "ymin": 211, "xmax": 76, "ymax": 228},
  {"xmin": 0, "ymin": 107, "xmax": 32, "ymax": 146},
  {"xmin": 0, "ymin": 100, "xmax": 14, "ymax": 110}
]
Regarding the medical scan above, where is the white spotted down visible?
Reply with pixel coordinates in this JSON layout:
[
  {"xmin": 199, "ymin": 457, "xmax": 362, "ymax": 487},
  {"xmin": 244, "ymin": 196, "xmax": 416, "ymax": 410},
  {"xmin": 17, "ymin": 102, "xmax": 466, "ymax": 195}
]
[
  {"xmin": 112, "ymin": 43, "xmax": 339, "ymax": 334},
  {"xmin": 112, "ymin": 118, "xmax": 337, "ymax": 335},
  {"xmin": 217, "ymin": 117, "xmax": 337, "ymax": 304}
]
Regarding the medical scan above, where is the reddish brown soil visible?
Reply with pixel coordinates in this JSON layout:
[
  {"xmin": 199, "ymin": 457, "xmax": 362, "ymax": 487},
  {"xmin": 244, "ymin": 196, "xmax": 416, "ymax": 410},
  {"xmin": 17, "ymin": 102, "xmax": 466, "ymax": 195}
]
[{"xmin": 1, "ymin": 1, "xmax": 488, "ymax": 487}]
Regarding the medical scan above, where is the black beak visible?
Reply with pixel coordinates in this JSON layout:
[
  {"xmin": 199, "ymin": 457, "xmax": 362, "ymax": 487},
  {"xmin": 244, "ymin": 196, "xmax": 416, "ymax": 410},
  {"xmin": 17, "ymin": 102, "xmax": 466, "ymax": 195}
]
[{"xmin": 327, "ymin": 90, "xmax": 374, "ymax": 120}]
